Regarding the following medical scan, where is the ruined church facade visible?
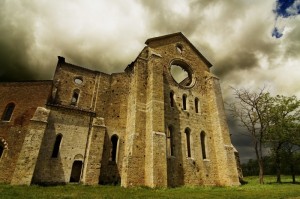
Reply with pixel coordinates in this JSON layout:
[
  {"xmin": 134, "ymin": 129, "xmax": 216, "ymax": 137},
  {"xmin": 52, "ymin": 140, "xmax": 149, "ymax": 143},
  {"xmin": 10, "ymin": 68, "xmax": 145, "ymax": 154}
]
[{"xmin": 0, "ymin": 33, "xmax": 240, "ymax": 187}]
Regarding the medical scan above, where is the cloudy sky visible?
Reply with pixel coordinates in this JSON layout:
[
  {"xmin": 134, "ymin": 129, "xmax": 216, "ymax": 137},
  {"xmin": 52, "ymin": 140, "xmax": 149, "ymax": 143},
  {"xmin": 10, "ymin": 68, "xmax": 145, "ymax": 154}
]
[{"xmin": 1, "ymin": 0, "xmax": 299, "ymax": 163}]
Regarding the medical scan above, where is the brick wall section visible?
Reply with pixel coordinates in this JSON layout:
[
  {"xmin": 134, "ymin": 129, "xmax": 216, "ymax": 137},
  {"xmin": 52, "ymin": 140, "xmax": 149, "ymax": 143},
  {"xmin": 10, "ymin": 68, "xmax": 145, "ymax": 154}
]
[
  {"xmin": 0, "ymin": 81, "xmax": 51, "ymax": 183},
  {"xmin": 51, "ymin": 61, "xmax": 97, "ymax": 110},
  {"xmin": 99, "ymin": 73, "xmax": 130, "ymax": 184},
  {"xmin": 32, "ymin": 108, "xmax": 91, "ymax": 184}
]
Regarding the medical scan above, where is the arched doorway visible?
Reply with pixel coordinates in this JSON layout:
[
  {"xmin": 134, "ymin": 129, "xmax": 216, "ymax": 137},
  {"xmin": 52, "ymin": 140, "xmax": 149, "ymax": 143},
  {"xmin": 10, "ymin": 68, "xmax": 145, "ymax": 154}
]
[{"xmin": 69, "ymin": 160, "xmax": 83, "ymax": 183}]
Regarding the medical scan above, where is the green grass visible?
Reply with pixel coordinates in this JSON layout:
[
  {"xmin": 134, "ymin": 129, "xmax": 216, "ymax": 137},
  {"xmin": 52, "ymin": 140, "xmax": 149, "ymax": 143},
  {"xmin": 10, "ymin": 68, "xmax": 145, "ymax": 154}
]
[{"xmin": 0, "ymin": 176, "xmax": 300, "ymax": 199}]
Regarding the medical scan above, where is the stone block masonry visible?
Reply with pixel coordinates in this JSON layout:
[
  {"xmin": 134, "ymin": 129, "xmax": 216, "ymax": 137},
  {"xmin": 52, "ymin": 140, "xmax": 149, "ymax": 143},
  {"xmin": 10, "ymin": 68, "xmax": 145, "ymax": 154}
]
[{"xmin": 0, "ymin": 32, "xmax": 240, "ymax": 187}]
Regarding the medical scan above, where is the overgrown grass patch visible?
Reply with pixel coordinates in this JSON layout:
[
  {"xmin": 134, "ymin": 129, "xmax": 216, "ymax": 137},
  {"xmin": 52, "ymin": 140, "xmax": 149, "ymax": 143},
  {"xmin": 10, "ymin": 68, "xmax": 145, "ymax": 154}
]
[{"xmin": 1, "ymin": 176, "xmax": 300, "ymax": 198}]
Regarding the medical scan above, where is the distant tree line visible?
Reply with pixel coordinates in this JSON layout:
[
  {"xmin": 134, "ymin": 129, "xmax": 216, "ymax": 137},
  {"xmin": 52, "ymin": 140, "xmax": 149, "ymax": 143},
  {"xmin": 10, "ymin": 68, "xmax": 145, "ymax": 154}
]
[
  {"xmin": 228, "ymin": 87, "xmax": 300, "ymax": 184},
  {"xmin": 242, "ymin": 154, "xmax": 300, "ymax": 179}
]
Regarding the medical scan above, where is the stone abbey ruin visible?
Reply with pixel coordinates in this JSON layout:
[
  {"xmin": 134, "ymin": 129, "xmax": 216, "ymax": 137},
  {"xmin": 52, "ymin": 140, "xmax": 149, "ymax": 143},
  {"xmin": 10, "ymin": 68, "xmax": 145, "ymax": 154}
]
[{"xmin": 0, "ymin": 33, "xmax": 240, "ymax": 187}]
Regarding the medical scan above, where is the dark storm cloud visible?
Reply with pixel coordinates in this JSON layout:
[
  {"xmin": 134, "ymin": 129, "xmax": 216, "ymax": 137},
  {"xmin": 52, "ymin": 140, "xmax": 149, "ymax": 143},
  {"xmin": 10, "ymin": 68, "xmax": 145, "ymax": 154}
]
[
  {"xmin": 136, "ymin": 0, "xmax": 214, "ymax": 36},
  {"xmin": 213, "ymin": 51, "xmax": 258, "ymax": 78},
  {"xmin": 0, "ymin": 1, "xmax": 149, "ymax": 81},
  {"xmin": 0, "ymin": 1, "xmax": 37, "ymax": 81}
]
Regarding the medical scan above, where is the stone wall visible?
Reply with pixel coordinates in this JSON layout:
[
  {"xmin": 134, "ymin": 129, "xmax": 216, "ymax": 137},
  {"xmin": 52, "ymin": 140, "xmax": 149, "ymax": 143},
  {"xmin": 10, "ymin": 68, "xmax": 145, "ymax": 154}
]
[
  {"xmin": 11, "ymin": 107, "xmax": 50, "ymax": 185},
  {"xmin": 0, "ymin": 32, "xmax": 241, "ymax": 187},
  {"xmin": 0, "ymin": 81, "xmax": 51, "ymax": 183}
]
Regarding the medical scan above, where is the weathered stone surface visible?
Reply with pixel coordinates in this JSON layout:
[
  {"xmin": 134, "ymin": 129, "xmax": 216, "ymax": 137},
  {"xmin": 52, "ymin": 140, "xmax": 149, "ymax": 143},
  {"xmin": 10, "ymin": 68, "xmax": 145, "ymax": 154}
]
[
  {"xmin": 0, "ymin": 81, "xmax": 52, "ymax": 183},
  {"xmin": 0, "ymin": 32, "xmax": 240, "ymax": 187}
]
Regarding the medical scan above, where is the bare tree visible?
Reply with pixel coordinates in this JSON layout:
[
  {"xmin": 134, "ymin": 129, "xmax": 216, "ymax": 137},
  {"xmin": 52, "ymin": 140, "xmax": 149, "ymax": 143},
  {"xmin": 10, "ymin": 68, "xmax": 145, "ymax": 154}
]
[{"xmin": 228, "ymin": 87, "xmax": 271, "ymax": 184}]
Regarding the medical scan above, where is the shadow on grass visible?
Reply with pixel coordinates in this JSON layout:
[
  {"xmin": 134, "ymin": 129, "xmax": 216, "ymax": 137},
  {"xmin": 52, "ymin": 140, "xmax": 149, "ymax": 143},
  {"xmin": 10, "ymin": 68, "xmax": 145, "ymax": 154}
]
[
  {"xmin": 240, "ymin": 178, "xmax": 248, "ymax": 185},
  {"xmin": 266, "ymin": 182, "xmax": 300, "ymax": 185}
]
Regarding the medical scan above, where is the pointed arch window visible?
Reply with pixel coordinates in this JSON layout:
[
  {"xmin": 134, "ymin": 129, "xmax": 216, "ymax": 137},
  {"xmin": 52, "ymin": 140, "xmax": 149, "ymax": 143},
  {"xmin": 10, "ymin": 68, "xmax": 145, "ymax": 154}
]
[
  {"xmin": 52, "ymin": 134, "xmax": 62, "ymax": 158},
  {"xmin": 201, "ymin": 131, "xmax": 207, "ymax": 159},
  {"xmin": 195, "ymin": 98, "xmax": 199, "ymax": 113},
  {"xmin": 2, "ymin": 103, "xmax": 15, "ymax": 121},
  {"xmin": 183, "ymin": 94, "xmax": 187, "ymax": 110},
  {"xmin": 71, "ymin": 89, "xmax": 80, "ymax": 106},
  {"xmin": 111, "ymin": 135, "xmax": 119, "ymax": 162},
  {"xmin": 167, "ymin": 125, "xmax": 175, "ymax": 156},
  {"xmin": 185, "ymin": 128, "xmax": 191, "ymax": 158},
  {"xmin": 170, "ymin": 91, "xmax": 175, "ymax": 107}
]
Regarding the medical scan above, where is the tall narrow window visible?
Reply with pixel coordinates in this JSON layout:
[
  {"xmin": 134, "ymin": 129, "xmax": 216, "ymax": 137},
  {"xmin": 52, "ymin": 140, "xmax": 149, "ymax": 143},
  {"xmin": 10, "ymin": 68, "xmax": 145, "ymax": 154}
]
[
  {"xmin": 2, "ymin": 103, "xmax": 15, "ymax": 121},
  {"xmin": 52, "ymin": 134, "xmax": 62, "ymax": 158},
  {"xmin": 0, "ymin": 144, "xmax": 4, "ymax": 159},
  {"xmin": 170, "ymin": 91, "xmax": 174, "ymax": 107},
  {"xmin": 71, "ymin": 89, "xmax": 80, "ymax": 106},
  {"xmin": 185, "ymin": 128, "xmax": 191, "ymax": 158},
  {"xmin": 195, "ymin": 98, "xmax": 199, "ymax": 113},
  {"xmin": 167, "ymin": 125, "xmax": 174, "ymax": 156},
  {"xmin": 201, "ymin": 131, "xmax": 207, "ymax": 159},
  {"xmin": 111, "ymin": 135, "xmax": 119, "ymax": 162},
  {"xmin": 183, "ymin": 94, "xmax": 187, "ymax": 110}
]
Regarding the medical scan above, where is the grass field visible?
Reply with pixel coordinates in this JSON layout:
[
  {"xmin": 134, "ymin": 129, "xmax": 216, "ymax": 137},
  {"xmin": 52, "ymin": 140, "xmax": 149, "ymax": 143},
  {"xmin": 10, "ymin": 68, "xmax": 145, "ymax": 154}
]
[{"xmin": 0, "ymin": 176, "xmax": 300, "ymax": 199}]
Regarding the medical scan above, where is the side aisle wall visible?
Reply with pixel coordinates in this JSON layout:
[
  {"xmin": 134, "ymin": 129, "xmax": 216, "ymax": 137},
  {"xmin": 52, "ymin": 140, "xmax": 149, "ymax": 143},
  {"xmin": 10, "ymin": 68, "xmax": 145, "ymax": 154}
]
[{"xmin": 0, "ymin": 82, "xmax": 52, "ymax": 183}]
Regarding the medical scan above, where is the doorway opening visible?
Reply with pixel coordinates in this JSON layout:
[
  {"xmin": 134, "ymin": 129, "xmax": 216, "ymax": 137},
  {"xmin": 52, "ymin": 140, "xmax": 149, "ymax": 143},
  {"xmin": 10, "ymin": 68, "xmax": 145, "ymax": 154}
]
[{"xmin": 70, "ymin": 160, "xmax": 83, "ymax": 183}]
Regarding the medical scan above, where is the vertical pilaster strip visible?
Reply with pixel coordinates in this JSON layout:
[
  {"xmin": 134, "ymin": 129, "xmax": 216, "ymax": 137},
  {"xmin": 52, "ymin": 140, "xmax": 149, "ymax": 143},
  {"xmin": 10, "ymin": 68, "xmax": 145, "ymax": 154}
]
[
  {"xmin": 121, "ymin": 58, "xmax": 147, "ymax": 187},
  {"xmin": 145, "ymin": 55, "xmax": 167, "ymax": 187},
  {"xmin": 206, "ymin": 74, "xmax": 239, "ymax": 185},
  {"xmin": 11, "ymin": 107, "xmax": 50, "ymax": 185},
  {"xmin": 83, "ymin": 117, "xmax": 106, "ymax": 185}
]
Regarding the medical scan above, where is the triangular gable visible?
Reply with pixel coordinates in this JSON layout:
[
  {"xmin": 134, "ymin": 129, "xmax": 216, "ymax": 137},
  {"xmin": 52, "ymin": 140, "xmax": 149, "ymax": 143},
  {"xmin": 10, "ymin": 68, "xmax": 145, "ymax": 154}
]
[{"xmin": 145, "ymin": 32, "xmax": 212, "ymax": 68}]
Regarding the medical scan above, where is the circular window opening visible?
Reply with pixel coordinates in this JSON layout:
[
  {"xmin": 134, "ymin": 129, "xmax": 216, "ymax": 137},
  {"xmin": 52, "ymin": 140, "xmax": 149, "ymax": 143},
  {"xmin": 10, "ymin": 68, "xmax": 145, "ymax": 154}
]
[
  {"xmin": 170, "ymin": 61, "xmax": 194, "ymax": 87},
  {"xmin": 74, "ymin": 77, "xmax": 83, "ymax": 85}
]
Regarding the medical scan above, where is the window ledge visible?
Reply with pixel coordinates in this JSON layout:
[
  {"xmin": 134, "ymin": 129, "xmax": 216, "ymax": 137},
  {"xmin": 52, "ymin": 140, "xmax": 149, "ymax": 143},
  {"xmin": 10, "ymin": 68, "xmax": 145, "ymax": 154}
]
[{"xmin": 186, "ymin": 157, "xmax": 194, "ymax": 160}]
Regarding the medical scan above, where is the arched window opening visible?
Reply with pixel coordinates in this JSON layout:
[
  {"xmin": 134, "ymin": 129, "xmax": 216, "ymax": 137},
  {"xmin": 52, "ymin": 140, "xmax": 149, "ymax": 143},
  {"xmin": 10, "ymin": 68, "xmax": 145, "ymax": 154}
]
[
  {"xmin": 111, "ymin": 135, "xmax": 119, "ymax": 162},
  {"xmin": 176, "ymin": 44, "xmax": 183, "ymax": 54},
  {"xmin": 52, "ymin": 134, "xmax": 62, "ymax": 158},
  {"xmin": 195, "ymin": 98, "xmax": 199, "ymax": 113},
  {"xmin": 185, "ymin": 128, "xmax": 191, "ymax": 158},
  {"xmin": 2, "ymin": 103, "xmax": 15, "ymax": 121},
  {"xmin": 183, "ymin": 94, "xmax": 187, "ymax": 110},
  {"xmin": 201, "ymin": 131, "xmax": 207, "ymax": 159},
  {"xmin": 0, "ymin": 144, "xmax": 4, "ymax": 159},
  {"xmin": 71, "ymin": 89, "xmax": 80, "ymax": 106},
  {"xmin": 167, "ymin": 126, "xmax": 174, "ymax": 156},
  {"xmin": 170, "ymin": 91, "xmax": 174, "ymax": 107},
  {"xmin": 70, "ymin": 160, "xmax": 83, "ymax": 183}
]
